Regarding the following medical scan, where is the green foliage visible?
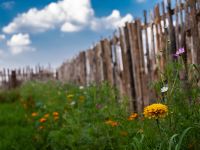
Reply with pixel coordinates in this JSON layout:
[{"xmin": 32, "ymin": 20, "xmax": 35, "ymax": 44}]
[
  {"xmin": 0, "ymin": 103, "xmax": 35, "ymax": 150},
  {"xmin": 0, "ymin": 88, "xmax": 20, "ymax": 103},
  {"xmin": 0, "ymin": 62, "xmax": 200, "ymax": 149}
]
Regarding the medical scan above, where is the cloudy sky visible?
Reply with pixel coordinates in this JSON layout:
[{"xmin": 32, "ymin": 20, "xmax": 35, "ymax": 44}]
[{"xmin": 0, "ymin": 0, "xmax": 164, "ymax": 69}]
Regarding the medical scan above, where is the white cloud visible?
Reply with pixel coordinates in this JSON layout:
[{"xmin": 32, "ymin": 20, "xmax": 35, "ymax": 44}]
[
  {"xmin": 61, "ymin": 22, "xmax": 82, "ymax": 32},
  {"xmin": 3, "ymin": 0, "xmax": 94, "ymax": 34},
  {"xmin": 136, "ymin": 0, "xmax": 146, "ymax": 3},
  {"xmin": 0, "ymin": 49, "xmax": 4, "ymax": 57},
  {"xmin": 91, "ymin": 10, "xmax": 133, "ymax": 31},
  {"xmin": 7, "ymin": 33, "xmax": 35, "ymax": 54},
  {"xmin": 7, "ymin": 33, "xmax": 30, "ymax": 46},
  {"xmin": 3, "ymin": 0, "xmax": 133, "ymax": 34},
  {"xmin": 1, "ymin": 1, "xmax": 15, "ymax": 10},
  {"xmin": 0, "ymin": 34, "xmax": 6, "ymax": 40}
]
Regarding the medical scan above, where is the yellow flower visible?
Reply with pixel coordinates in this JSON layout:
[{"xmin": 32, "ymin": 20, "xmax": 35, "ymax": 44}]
[
  {"xmin": 105, "ymin": 120, "xmax": 112, "ymax": 124},
  {"xmin": 120, "ymin": 131, "xmax": 128, "ymax": 137},
  {"xmin": 53, "ymin": 112, "xmax": 59, "ymax": 117},
  {"xmin": 44, "ymin": 113, "xmax": 49, "ymax": 118},
  {"xmin": 128, "ymin": 113, "xmax": 138, "ymax": 121},
  {"xmin": 67, "ymin": 94, "xmax": 74, "ymax": 101},
  {"xmin": 105, "ymin": 119, "xmax": 119, "ymax": 127},
  {"xmin": 79, "ymin": 96, "xmax": 85, "ymax": 102},
  {"xmin": 23, "ymin": 103, "xmax": 28, "ymax": 109},
  {"xmin": 39, "ymin": 118, "xmax": 46, "ymax": 123},
  {"xmin": 143, "ymin": 103, "xmax": 168, "ymax": 119},
  {"xmin": 31, "ymin": 112, "xmax": 38, "ymax": 117},
  {"xmin": 137, "ymin": 129, "xmax": 143, "ymax": 133}
]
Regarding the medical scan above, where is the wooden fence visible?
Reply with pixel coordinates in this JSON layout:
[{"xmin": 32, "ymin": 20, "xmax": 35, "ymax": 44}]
[
  {"xmin": 58, "ymin": 0, "xmax": 200, "ymax": 112},
  {"xmin": 0, "ymin": 66, "xmax": 57, "ymax": 89}
]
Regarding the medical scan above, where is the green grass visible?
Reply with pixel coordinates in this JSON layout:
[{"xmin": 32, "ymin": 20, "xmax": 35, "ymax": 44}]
[
  {"xmin": 0, "ymin": 102, "xmax": 35, "ymax": 150},
  {"xmin": 0, "ymin": 62, "xmax": 199, "ymax": 149}
]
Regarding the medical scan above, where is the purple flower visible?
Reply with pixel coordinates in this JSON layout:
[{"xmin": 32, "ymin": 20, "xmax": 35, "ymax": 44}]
[
  {"xmin": 173, "ymin": 53, "xmax": 179, "ymax": 59},
  {"xmin": 177, "ymin": 48, "xmax": 185, "ymax": 54},
  {"xmin": 96, "ymin": 104, "xmax": 102, "ymax": 109},
  {"xmin": 172, "ymin": 47, "xmax": 185, "ymax": 59}
]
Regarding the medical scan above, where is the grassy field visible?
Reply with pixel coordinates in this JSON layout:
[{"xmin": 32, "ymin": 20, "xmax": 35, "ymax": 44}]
[
  {"xmin": 0, "ymin": 102, "xmax": 34, "ymax": 150},
  {"xmin": 0, "ymin": 62, "xmax": 200, "ymax": 150}
]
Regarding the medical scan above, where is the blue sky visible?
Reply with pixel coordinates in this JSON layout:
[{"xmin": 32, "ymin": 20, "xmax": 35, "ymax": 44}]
[{"xmin": 0, "ymin": 0, "xmax": 166, "ymax": 69}]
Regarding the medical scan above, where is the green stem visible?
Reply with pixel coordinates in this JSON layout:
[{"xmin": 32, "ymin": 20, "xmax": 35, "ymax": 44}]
[
  {"xmin": 169, "ymin": 70, "xmax": 179, "ymax": 98},
  {"xmin": 156, "ymin": 119, "xmax": 161, "ymax": 136},
  {"xmin": 106, "ymin": 129, "xmax": 114, "ymax": 150}
]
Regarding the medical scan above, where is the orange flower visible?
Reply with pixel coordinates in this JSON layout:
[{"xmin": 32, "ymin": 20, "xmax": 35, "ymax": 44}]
[
  {"xmin": 53, "ymin": 112, "xmax": 59, "ymax": 117},
  {"xmin": 44, "ymin": 113, "xmax": 49, "ymax": 118},
  {"xmin": 39, "ymin": 118, "xmax": 46, "ymax": 123},
  {"xmin": 31, "ymin": 112, "xmax": 38, "ymax": 117},
  {"xmin": 140, "ymin": 117, "xmax": 145, "ymax": 121},
  {"xmin": 127, "ymin": 117, "xmax": 133, "ymax": 121},
  {"xmin": 111, "ymin": 122, "xmax": 118, "ymax": 127},
  {"xmin": 105, "ymin": 119, "xmax": 119, "ymax": 127},
  {"xmin": 38, "ymin": 126, "xmax": 45, "ymax": 130},
  {"xmin": 54, "ymin": 116, "xmax": 59, "ymax": 121},
  {"xmin": 128, "ymin": 113, "xmax": 138, "ymax": 121}
]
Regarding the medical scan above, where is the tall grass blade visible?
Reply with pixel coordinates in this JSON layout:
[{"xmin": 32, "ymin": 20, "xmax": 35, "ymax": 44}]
[
  {"xmin": 168, "ymin": 134, "xmax": 178, "ymax": 150},
  {"xmin": 131, "ymin": 136, "xmax": 144, "ymax": 150},
  {"xmin": 175, "ymin": 127, "xmax": 193, "ymax": 150}
]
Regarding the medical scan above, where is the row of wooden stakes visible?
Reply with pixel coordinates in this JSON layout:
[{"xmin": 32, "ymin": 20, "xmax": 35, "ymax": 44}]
[
  {"xmin": 0, "ymin": 67, "xmax": 57, "ymax": 89},
  {"xmin": 58, "ymin": 0, "xmax": 200, "ymax": 112}
]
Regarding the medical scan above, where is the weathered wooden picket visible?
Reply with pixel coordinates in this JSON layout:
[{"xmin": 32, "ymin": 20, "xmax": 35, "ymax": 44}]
[
  {"xmin": 0, "ymin": 66, "xmax": 56, "ymax": 89},
  {"xmin": 58, "ymin": 0, "xmax": 200, "ymax": 112}
]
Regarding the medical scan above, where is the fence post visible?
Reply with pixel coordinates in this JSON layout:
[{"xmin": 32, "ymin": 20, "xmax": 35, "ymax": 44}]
[
  {"xmin": 10, "ymin": 70, "xmax": 17, "ymax": 88},
  {"xmin": 128, "ymin": 21, "xmax": 149, "ymax": 112},
  {"xmin": 150, "ymin": 11, "xmax": 158, "ymax": 83},
  {"xmin": 86, "ymin": 49, "xmax": 95, "ymax": 84},
  {"xmin": 119, "ymin": 28, "xmax": 131, "ymax": 99},
  {"xmin": 161, "ymin": 1, "xmax": 168, "ymax": 71},
  {"xmin": 175, "ymin": 0, "xmax": 179, "ymax": 50},
  {"xmin": 94, "ymin": 43, "xmax": 104, "ymax": 84},
  {"xmin": 79, "ymin": 51, "xmax": 87, "ymax": 86},
  {"xmin": 155, "ymin": 4, "xmax": 166, "ymax": 72},
  {"xmin": 121, "ymin": 24, "xmax": 136, "ymax": 112},
  {"xmin": 144, "ymin": 10, "xmax": 151, "ymax": 75},
  {"xmin": 167, "ymin": 0, "xmax": 177, "ymax": 55},
  {"xmin": 137, "ymin": 20, "xmax": 150, "ymax": 108},
  {"xmin": 101, "ymin": 39, "xmax": 114, "ymax": 86},
  {"xmin": 3, "ymin": 68, "xmax": 6, "ymax": 83},
  {"xmin": 189, "ymin": 0, "xmax": 200, "ymax": 64},
  {"xmin": 127, "ymin": 22, "xmax": 141, "ymax": 112}
]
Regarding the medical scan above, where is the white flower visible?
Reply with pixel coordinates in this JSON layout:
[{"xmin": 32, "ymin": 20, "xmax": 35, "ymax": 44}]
[
  {"xmin": 161, "ymin": 86, "xmax": 168, "ymax": 93},
  {"xmin": 70, "ymin": 101, "xmax": 76, "ymax": 106},
  {"xmin": 79, "ymin": 86, "xmax": 84, "ymax": 89}
]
